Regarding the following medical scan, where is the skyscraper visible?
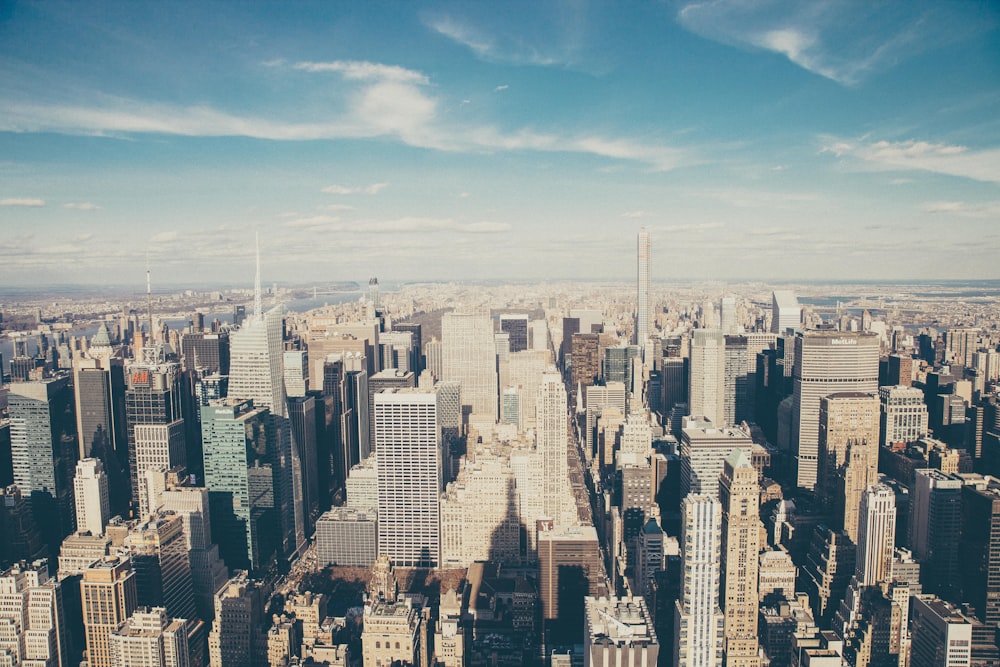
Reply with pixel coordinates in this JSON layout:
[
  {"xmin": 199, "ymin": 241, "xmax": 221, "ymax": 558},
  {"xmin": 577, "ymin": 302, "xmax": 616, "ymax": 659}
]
[
  {"xmin": 856, "ymin": 484, "xmax": 896, "ymax": 588},
  {"xmin": 879, "ymin": 385, "xmax": 929, "ymax": 447},
  {"xmin": 909, "ymin": 469, "xmax": 962, "ymax": 601},
  {"xmin": 719, "ymin": 450, "xmax": 761, "ymax": 667},
  {"xmin": 0, "ymin": 559, "xmax": 71, "ymax": 667},
  {"xmin": 109, "ymin": 607, "xmax": 190, "ymax": 667},
  {"xmin": 770, "ymin": 290, "xmax": 800, "ymax": 334},
  {"xmin": 375, "ymin": 388, "xmax": 441, "ymax": 568},
  {"xmin": 499, "ymin": 314, "xmax": 530, "ymax": 353},
  {"xmin": 817, "ymin": 392, "xmax": 879, "ymax": 540},
  {"xmin": 689, "ymin": 330, "xmax": 726, "ymax": 426},
  {"xmin": 675, "ymin": 495, "xmax": 724, "ymax": 667},
  {"xmin": 537, "ymin": 371, "xmax": 568, "ymax": 520},
  {"xmin": 208, "ymin": 572, "xmax": 266, "ymax": 667},
  {"xmin": 8, "ymin": 374, "xmax": 79, "ymax": 549},
  {"xmin": 680, "ymin": 419, "xmax": 753, "ymax": 501},
  {"xmin": 636, "ymin": 228, "xmax": 651, "ymax": 347},
  {"xmin": 441, "ymin": 311, "xmax": 499, "ymax": 423},
  {"xmin": 82, "ymin": 555, "xmax": 138, "ymax": 667},
  {"xmin": 75, "ymin": 457, "xmax": 110, "ymax": 536},
  {"xmin": 791, "ymin": 331, "xmax": 880, "ymax": 490}
]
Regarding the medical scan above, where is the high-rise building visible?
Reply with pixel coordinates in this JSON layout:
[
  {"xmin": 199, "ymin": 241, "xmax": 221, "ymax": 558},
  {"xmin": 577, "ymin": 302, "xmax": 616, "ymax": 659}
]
[
  {"xmin": 180, "ymin": 331, "xmax": 230, "ymax": 375},
  {"xmin": 315, "ymin": 506, "xmax": 377, "ymax": 568},
  {"xmin": 74, "ymin": 457, "xmax": 110, "ymax": 536},
  {"xmin": 680, "ymin": 418, "xmax": 753, "ymax": 501},
  {"xmin": 909, "ymin": 469, "xmax": 962, "ymax": 601},
  {"xmin": 201, "ymin": 398, "xmax": 277, "ymax": 572},
  {"xmin": 537, "ymin": 371, "xmax": 568, "ymax": 520},
  {"xmin": 228, "ymin": 304, "xmax": 302, "ymax": 557},
  {"xmin": 719, "ymin": 450, "xmax": 761, "ymax": 667},
  {"xmin": 109, "ymin": 606, "xmax": 190, "ymax": 667},
  {"xmin": 0, "ymin": 559, "xmax": 71, "ymax": 667},
  {"xmin": 393, "ymin": 322, "xmax": 423, "ymax": 373},
  {"xmin": 855, "ymin": 484, "xmax": 896, "ymax": 588},
  {"xmin": 379, "ymin": 331, "xmax": 415, "ymax": 373},
  {"xmin": 367, "ymin": 368, "xmax": 415, "ymax": 455},
  {"xmin": 125, "ymin": 513, "xmax": 197, "ymax": 623},
  {"xmin": 584, "ymin": 596, "xmax": 659, "ymax": 667},
  {"xmin": 636, "ymin": 229, "xmax": 651, "ymax": 346},
  {"xmin": 689, "ymin": 330, "xmax": 726, "ymax": 426},
  {"xmin": 375, "ymin": 388, "xmax": 441, "ymax": 567},
  {"xmin": 886, "ymin": 353, "xmax": 913, "ymax": 387},
  {"xmin": 134, "ymin": 418, "xmax": 186, "ymax": 519},
  {"xmin": 82, "ymin": 555, "xmax": 138, "ymax": 667},
  {"xmin": 441, "ymin": 311, "xmax": 498, "ymax": 423},
  {"xmin": 538, "ymin": 523, "xmax": 607, "ymax": 648},
  {"xmin": 125, "ymin": 349, "xmax": 184, "ymax": 509},
  {"xmin": 571, "ymin": 333, "xmax": 602, "ymax": 398},
  {"xmin": 8, "ymin": 374, "xmax": 79, "ymax": 549},
  {"xmin": 73, "ymin": 352, "xmax": 127, "ymax": 467},
  {"xmin": 960, "ymin": 479, "xmax": 1000, "ymax": 627},
  {"xmin": 500, "ymin": 314, "xmax": 530, "ymax": 353},
  {"xmin": 817, "ymin": 392, "xmax": 879, "ymax": 541},
  {"xmin": 910, "ymin": 596, "xmax": 973, "ymax": 667},
  {"xmin": 791, "ymin": 331, "xmax": 880, "ymax": 490},
  {"xmin": 674, "ymin": 495, "xmax": 724, "ymax": 667},
  {"xmin": 157, "ymin": 473, "xmax": 229, "ymax": 623},
  {"xmin": 282, "ymin": 350, "xmax": 308, "ymax": 398},
  {"xmin": 723, "ymin": 335, "xmax": 750, "ymax": 427},
  {"xmin": 207, "ymin": 572, "xmax": 266, "ymax": 667},
  {"xmin": 720, "ymin": 296, "xmax": 737, "ymax": 334},
  {"xmin": 879, "ymin": 385, "xmax": 929, "ymax": 447},
  {"xmin": 770, "ymin": 291, "xmax": 800, "ymax": 334}
]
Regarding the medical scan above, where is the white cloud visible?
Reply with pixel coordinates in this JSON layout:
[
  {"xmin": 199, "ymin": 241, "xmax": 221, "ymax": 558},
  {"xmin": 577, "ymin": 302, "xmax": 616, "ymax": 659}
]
[
  {"xmin": 321, "ymin": 182, "xmax": 389, "ymax": 195},
  {"xmin": 921, "ymin": 201, "xmax": 1000, "ymax": 218},
  {"xmin": 494, "ymin": 84, "xmax": 509, "ymax": 92},
  {"xmin": 63, "ymin": 202, "xmax": 100, "ymax": 210},
  {"xmin": 424, "ymin": 12, "xmax": 582, "ymax": 67},
  {"xmin": 283, "ymin": 215, "xmax": 510, "ymax": 235},
  {"xmin": 648, "ymin": 222, "xmax": 725, "ymax": 233},
  {"xmin": 822, "ymin": 137, "xmax": 1000, "ymax": 184},
  {"xmin": 1, "ymin": 197, "xmax": 45, "ymax": 207},
  {"xmin": 290, "ymin": 60, "xmax": 429, "ymax": 84},
  {"xmin": 320, "ymin": 204, "xmax": 356, "ymax": 212},
  {"xmin": 150, "ymin": 231, "xmax": 179, "ymax": 243},
  {"xmin": 676, "ymin": 0, "xmax": 953, "ymax": 85},
  {"xmin": 621, "ymin": 210, "xmax": 648, "ymax": 218}
]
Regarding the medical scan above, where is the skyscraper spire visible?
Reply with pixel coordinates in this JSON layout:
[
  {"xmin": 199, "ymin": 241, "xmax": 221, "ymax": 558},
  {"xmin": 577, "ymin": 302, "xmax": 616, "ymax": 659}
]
[{"xmin": 254, "ymin": 230, "xmax": 262, "ymax": 321}]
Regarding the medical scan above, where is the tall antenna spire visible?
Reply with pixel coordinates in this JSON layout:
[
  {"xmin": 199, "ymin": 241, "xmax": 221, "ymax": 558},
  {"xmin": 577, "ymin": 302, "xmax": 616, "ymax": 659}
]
[{"xmin": 254, "ymin": 231, "xmax": 262, "ymax": 321}]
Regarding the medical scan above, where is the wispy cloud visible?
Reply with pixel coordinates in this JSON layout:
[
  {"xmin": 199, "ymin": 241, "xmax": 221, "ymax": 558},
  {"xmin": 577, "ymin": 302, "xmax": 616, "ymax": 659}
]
[
  {"xmin": 822, "ymin": 137, "xmax": 1000, "ymax": 184},
  {"xmin": 321, "ymin": 182, "xmax": 389, "ymax": 195},
  {"xmin": 1, "ymin": 197, "xmax": 45, "ymax": 207},
  {"xmin": 289, "ymin": 59, "xmax": 429, "ymax": 84},
  {"xmin": 494, "ymin": 84, "xmax": 509, "ymax": 92},
  {"xmin": 921, "ymin": 200, "xmax": 1000, "ymax": 218},
  {"xmin": 676, "ymin": 1, "xmax": 964, "ymax": 85},
  {"xmin": 621, "ymin": 210, "xmax": 648, "ymax": 219},
  {"xmin": 284, "ymin": 215, "xmax": 511, "ymax": 235},
  {"xmin": 698, "ymin": 188, "xmax": 822, "ymax": 208},
  {"xmin": 648, "ymin": 222, "xmax": 725, "ymax": 233},
  {"xmin": 63, "ymin": 202, "xmax": 100, "ymax": 210}
]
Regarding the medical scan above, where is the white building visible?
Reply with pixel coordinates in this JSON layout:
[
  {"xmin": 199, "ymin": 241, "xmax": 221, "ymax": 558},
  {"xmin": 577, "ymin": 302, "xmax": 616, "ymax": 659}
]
[
  {"xmin": 770, "ymin": 290, "xmax": 800, "ymax": 334},
  {"xmin": 375, "ymin": 388, "xmax": 441, "ymax": 567},
  {"xmin": 675, "ymin": 495, "xmax": 724, "ymax": 667},
  {"xmin": 879, "ymin": 385, "xmax": 929, "ymax": 447},
  {"xmin": 680, "ymin": 418, "xmax": 753, "ymax": 500},
  {"xmin": 441, "ymin": 311, "xmax": 499, "ymax": 423},
  {"xmin": 910, "ymin": 596, "xmax": 972, "ymax": 667},
  {"xmin": 109, "ymin": 606, "xmax": 190, "ymax": 667},
  {"xmin": 856, "ymin": 483, "xmax": 896, "ymax": 587},
  {"xmin": 689, "ymin": 330, "xmax": 726, "ymax": 427},
  {"xmin": 537, "ymin": 371, "xmax": 569, "ymax": 521},
  {"xmin": 584, "ymin": 596, "xmax": 658, "ymax": 667},
  {"xmin": 440, "ymin": 454, "xmax": 520, "ymax": 567},
  {"xmin": 0, "ymin": 560, "xmax": 71, "ymax": 667},
  {"xmin": 636, "ymin": 229, "xmax": 651, "ymax": 346},
  {"xmin": 74, "ymin": 457, "xmax": 110, "ymax": 536}
]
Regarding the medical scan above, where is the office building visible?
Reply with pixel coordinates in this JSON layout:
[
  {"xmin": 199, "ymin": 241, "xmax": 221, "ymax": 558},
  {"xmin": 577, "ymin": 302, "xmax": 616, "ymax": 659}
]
[
  {"xmin": 282, "ymin": 350, "xmax": 308, "ymax": 398},
  {"xmin": 856, "ymin": 484, "xmax": 896, "ymax": 588},
  {"xmin": 960, "ymin": 480, "xmax": 1000, "ymax": 627},
  {"xmin": 0, "ymin": 559, "xmax": 71, "ymax": 667},
  {"xmin": 124, "ymin": 512, "xmax": 197, "ymax": 624},
  {"xmin": 770, "ymin": 291, "xmax": 800, "ymax": 334},
  {"xmin": 201, "ymin": 398, "xmax": 276, "ymax": 572},
  {"xmin": 180, "ymin": 331, "xmax": 230, "ymax": 375},
  {"xmin": 109, "ymin": 606, "xmax": 190, "ymax": 667},
  {"xmin": 791, "ymin": 331, "xmax": 880, "ymax": 490},
  {"xmin": 392, "ymin": 322, "xmax": 423, "ymax": 373},
  {"xmin": 910, "ymin": 596, "xmax": 972, "ymax": 667},
  {"xmin": 585, "ymin": 382, "xmax": 626, "ymax": 459},
  {"xmin": 719, "ymin": 450, "xmax": 761, "ymax": 667},
  {"xmin": 134, "ymin": 418, "xmax": 186, "ymax": 519},
  {"xmin": 74, "ymin": 457, "xmax": 110, "ymax": 536},
  {"xmin": 879, "ymin": 385, "xmax": 929, "ymax": 447},
  {"xmin": 886, "ymin": 354, "xmax": 913, "ymax": 387},
  {"xmin": 636, "ymin": 229, "xmax": 651, "ymax": 346},
  {"xmin": 316, "ymin": 506, "xmax": 377, "ymax": 568},
  {"xmin": 817, "ymin": 392, "xmax": 879, "ymax": 540},
  {"xmin": 538, "ymin": 523, "xmax": 607, "ymax": 647},
  {"xmin": 375, "ymin": 388, "xmax": 440, "ymax": 568},
  {"xmin": 440, "ymin": 453, "xmax": 520, "ymax": 568},
  {"xmin": 207, "ymin": 572, "xmax": 266, "ymax": 667},
  {"xmin": 537, "ymin": 371, "xmax": 569, "ymax": 520},
  {"xmin": 73, "ymin": 353, "xmax": 127, "ymax": 468},
  {"xmin": 379, "ymin": 331, "xmax": 415, "ymax": 373},
  {"xmin": 571, "ymin": 333, "xmax": 602, "ymax": 398},
  {"xmin": 689, "ymin": 330, "xmax": 726, "ymax": 426},
  {"xmin": 723, "ymin": 335, "xmax": 750, "ymax": 427},
  {"xmin": 8, "ymin": 374, "xmax": 79, "ymax": 548},
  {"xmin": 584, "ymin": 596, "xmax": 658, "ymax": 667},
  {"xmin": 82, "ymin": 555, "xmax": 138, "ymax": 667},
  {"xmin": 680, "ymin": 418, "xmax": 753, "ymax": 500},
  {"xmin": 367, "ymin": 368, "xmax": 415, "ymax": 455},
  {"xmin": 362, "ymin": 599, "xmax": 421, "ymax": 667},
  {"xmin": 909, "ymin": 469, "xmax": 962, "ymax": 601},
  {"xmin": 500, "ymin": 314, "xmax": 530, "ymax": 353},
  {"xmin": 441, "ymin": 311, "xmax": 499, "ymax": 422},
  {"xmin": 674, "ymin": 495, "xmax": 724, "ymax": 667}
]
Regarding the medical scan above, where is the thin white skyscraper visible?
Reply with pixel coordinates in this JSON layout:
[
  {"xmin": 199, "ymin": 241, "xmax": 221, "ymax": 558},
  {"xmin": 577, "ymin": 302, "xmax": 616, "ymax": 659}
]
[
  {"xmin": 536, "ymin": 370, "xmax": 568, "ymax": 521},
  {"xmin": 675, "ymin": 495, "xmax": 724, "ymax": 667},
  {"xmin": 75, "ymin": 457, "xmax": 110, "ymax": 536},
  {"xmin": 375, "ymin": 388, "xmax": 441, "ymax": 567},
  {"xmin": 441, "ymin": 311, "xmax": 499, "ymax": 423},
  {"xmin": 770, "ymin": 290, "xmax": 801, "ymax": 334},
  {"xmin": 636, "ymin": 228, "xmax": 650, "ymax": 346},
  {"xmin": 856, "ymin": 483, "xmax": 896, "ymax": 587}
]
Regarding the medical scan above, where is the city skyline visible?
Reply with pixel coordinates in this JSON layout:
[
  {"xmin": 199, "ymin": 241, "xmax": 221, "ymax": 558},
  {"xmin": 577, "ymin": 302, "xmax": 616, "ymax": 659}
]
[{"xmin": 1, "ymin": 1, "xmax": 998, "ymax": 286}]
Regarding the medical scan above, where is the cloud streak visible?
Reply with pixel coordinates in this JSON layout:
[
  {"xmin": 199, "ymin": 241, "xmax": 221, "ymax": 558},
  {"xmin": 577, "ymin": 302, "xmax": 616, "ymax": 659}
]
[
  {"xmin": 1, "ymin": 198, "xmax": 45, "ymax": 207},
  {"xmin": 63, "ymin": 202, "xmax": 100, "ymax": 210},
  {"xmin": 290, "ymin": 59, "xmax": 429, "ymax": 84},
  {"xmin": 823, "ymin": 137, "xmax": 1000, "ymax": 184}
]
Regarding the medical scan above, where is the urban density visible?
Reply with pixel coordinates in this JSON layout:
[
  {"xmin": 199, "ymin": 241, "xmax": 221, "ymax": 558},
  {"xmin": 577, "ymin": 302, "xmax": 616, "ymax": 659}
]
[
  {"xmin": 2, "ymin": 234, "xmax": 1000, "ymax": 667},
  {"xmin": 2, "ymin": 3, "xmax": 999, "ymax": 667}
]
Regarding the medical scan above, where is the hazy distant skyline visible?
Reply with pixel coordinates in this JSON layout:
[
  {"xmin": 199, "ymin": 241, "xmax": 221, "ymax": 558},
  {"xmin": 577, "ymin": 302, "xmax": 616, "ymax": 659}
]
[{"xmin": 1, "ymin": 1, "xmax": 998, "ymax": 286}]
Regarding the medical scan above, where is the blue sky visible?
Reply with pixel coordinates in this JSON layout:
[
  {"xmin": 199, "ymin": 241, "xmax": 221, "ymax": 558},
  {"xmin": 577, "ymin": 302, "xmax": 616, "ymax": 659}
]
[{"xmin": 1, "ymin": 0, "xmax": 998, "ymax": 286}]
